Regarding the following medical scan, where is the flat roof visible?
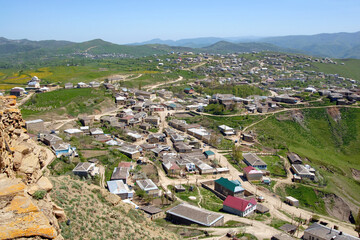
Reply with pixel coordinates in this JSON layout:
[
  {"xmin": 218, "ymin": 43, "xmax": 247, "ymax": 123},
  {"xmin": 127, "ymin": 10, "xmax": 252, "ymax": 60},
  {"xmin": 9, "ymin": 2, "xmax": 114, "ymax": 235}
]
[
  {"xmin": 286, "ymin": 196, "xmax": 299, "ymax": 202},
  {"xmin": 139, "ymin": 205, "xmax": 162, "ymax": 215},
  {"xmin": 26, "ymin": 119, "xmax": 43, "ymax": 124},
  {"xmin": 64, "ymin": 129, "xmax": 83, "ymax": 134},
  {"xmin": 305, "ymin": 223, "xmax": 360, "ymax": 240},
  {"xmin": 107, "ymin": 180, "xmax": 131, "ymax": 195},
  {"xmin": 73, "ymin": 162, "xmax": 94, "ymax": 172},
  {"xmin": 136, "ymin": 179, "xmax": 158, "ymax": 191}
]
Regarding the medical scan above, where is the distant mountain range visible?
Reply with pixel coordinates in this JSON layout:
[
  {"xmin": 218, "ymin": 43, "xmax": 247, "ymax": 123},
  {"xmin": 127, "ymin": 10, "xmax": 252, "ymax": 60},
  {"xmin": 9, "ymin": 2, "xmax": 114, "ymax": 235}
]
[
  {"xmin": 130, "ymin": 36, "xmax": 261, "ymax": 48},
  {"xmin": 1, "ymin": 31, "xmax": 360, "ymax": 65},
  {"xmin": 131, "ymin": 31, "xmax": 360, "ymax": 58},
  {"xmin": 0, "ymin": 37, "xmax": 290, "ymax": 65}
]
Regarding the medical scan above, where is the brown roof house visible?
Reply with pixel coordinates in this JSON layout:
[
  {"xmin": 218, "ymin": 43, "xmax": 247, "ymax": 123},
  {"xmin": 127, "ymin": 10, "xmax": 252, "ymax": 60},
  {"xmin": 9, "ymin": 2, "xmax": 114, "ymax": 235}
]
[
  {"xmin": 291, "ymin": 164, "xmax": 315, "ymax": 180},
  {"xmin": 139, "ymin": 206, "xmax": 164, "ymax": 220},
  {"xmin": 287, "ymin": 153, "xmax": 303, "ymax": 164},
  {"xmin": 110, "ymin": 167, "xmax": 130, "ymax": 184},
  {"xmin": 243, "ymin": 153, "xmax": 267, "ymax": 170},
  {"xmin": 72, "ymin": 162, "xmax": 96, "ymax": 178},
  {"xmin": 136, "ymin": 179, "xmax": 159, "ymax": 196},
  {"xmin": 42, "ymin": 134, "xmax": 62, "ymax": 146}
]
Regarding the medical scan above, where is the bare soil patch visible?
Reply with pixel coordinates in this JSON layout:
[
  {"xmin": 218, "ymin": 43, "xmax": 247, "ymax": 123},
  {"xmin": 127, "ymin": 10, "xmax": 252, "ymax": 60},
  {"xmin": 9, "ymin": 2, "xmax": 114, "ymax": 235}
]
[
  {"xmin": 351, "ymin": 168, "xmax": 360, "ymax": 181},
  {"xmin": 327, "ymin": 107, "xmax": 341, "ymax": 122},
  {"xmin": 80, "ymin": 150, "xmax": 108, "ymax": 159},
  {"xmin": 141, "ymin": 164, "xmax": 159, "ymax": 183},
  {"xmin": 173, "ymin": 112, "xmax": 195, "ymax": 118},
  {"xmin": 275, "ymin": 112, "xmax": 292, "ymax": 121},
  {"xmin": 323, "ymin": 193, "xmax": 351, "ymax": 222}
]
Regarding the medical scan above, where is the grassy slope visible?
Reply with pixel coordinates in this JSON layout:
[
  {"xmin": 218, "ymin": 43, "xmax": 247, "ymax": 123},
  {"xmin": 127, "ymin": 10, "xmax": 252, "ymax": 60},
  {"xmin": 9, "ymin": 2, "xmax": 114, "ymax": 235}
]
[
  {"xmin": 252, "ymin": 107, "xmax": 360, "ymax": 204},
  {"xmin": 21, "ymin": 87, "xmax": 114, "ymax": 120},
  {"xmin": 50, "ymin": 176, "xmax": 178, "ymax": 240},
  {"xmin": 305, "ymin": 58, "xmax": 360, "ymax": 80},
  {"xmin": 0, "ymin": 57, "xmax": 205, "ymax": 89},
  {"xmin": 197, "ymin": 84, "xmax": 269, "ymax": 98}
]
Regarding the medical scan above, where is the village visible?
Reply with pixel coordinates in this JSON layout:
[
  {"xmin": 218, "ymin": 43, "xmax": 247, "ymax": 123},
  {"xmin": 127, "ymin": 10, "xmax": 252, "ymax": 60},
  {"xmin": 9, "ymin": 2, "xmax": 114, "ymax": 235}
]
[{"xmin": 4, "ymin": 51, "xmax": 360, "ymax": 240}]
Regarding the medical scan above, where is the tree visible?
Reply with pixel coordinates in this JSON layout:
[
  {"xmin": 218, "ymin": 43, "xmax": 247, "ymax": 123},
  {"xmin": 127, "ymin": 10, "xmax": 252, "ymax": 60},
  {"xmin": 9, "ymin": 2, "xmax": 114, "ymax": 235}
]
[
  {"xmin": 160, "ymin": 193, "xmax": 165, "ymax": 206},
  {"xmin": 144, "ymin": 194, "xmax": 153, "ymax": 205},
  {"xmin": 135, "ymin": 188, "xmax": 146, "ymax": 199},
  {"xmin": 232, "ymin": 145, "xmax": 243, "ymax": 163}
]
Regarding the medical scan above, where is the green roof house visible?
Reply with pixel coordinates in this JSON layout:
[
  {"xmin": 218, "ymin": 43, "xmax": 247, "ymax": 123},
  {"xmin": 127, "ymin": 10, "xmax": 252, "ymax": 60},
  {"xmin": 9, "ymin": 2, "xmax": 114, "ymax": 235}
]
[
  {"xmin": 204, "ymin": 150, "xmax": 215, "ymax": 159},
  {"xmin": 214, "ymin": 177, "xmax": 244, "ymax": 197}
]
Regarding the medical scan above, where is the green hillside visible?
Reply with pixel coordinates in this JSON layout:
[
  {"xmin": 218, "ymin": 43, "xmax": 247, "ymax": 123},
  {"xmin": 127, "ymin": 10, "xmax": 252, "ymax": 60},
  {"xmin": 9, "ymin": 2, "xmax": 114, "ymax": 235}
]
[
  {"xmin": 305, "ymin": 58, "xmax": 360, "ymax": 80},
  {"xmin": 21, "ymin": 87, "xmax": 115, "ymax": 120},
  {"xmin": 261, "ymin": 31, "xmax": 360, "ymax": 58},
  {"xmin": 201, "ymin": 41, "xmax": 288, "ymax": 54},
  {"xmin": 251, "ymin": 107, "xmax": 360, "ymax": 205}
]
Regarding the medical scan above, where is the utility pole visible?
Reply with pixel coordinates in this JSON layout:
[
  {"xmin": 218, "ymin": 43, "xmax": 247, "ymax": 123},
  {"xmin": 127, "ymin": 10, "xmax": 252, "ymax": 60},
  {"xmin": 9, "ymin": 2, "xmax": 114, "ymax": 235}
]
[{"xmin": 296, "ymin": 213, "xmax": 302, "ymax": 238}]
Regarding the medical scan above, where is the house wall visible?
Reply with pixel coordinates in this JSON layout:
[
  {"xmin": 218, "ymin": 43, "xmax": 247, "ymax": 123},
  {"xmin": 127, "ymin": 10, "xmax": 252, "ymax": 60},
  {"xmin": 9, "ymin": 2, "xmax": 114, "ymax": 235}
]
[
  {"xmin": 147, "ymin": 138, "xmax": 160, "ymax": 144},
  {"xmin": 26, "ymin": 122, "xmax": 44, "ymax": 133},
  {"xmin": 303, "ymin": 232, "xmax": 326, "ymax": 240},
  {"xmin": 286, "ymin": 199, "xmax": 299, "ymax": 207},
  {"xmin": 223, "ymin": 204, "xmax": 256, "ymax": 217},
  {"xmin": 147, "ymin": 189, "xmax": 160, "ymax": 197},
  {"xmin": 116, "ymin": 192, "xmax": 129, "ymax": 200},
  {"xmin": 149, "ymin": 212, "xmax": 165, "ymax": 220},
  {"xmin": 215, "ymin": 182, "xmax": 234, "ymax": 196},
  {"xmin": 73, "ymin": 171, "xmax": 88, "ymax": 178},
  {"xmin": 55, "ymin": 149, "xmax": 71, "ymax": 157},
  {"xmin": 199, "ymin": 168, "xmax": 214, "ymax": 175},
  {"xmin": 244, "ymin": 159, "xmax": 267, "ymax": 170},
  {"xmin": 206, "ymin": 154, "xmax": 215, "ymax": 160},
  {"xmin": 131, "ymin": 152, "xmax": 141, "ymax": 160},
  {"xmin": 245, "ymin": 172, "xmax": 263, "ymax": 181}
]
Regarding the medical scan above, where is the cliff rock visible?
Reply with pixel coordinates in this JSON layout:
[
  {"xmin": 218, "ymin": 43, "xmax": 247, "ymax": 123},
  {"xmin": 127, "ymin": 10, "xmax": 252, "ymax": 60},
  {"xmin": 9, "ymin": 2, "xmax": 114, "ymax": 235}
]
[{"xmin": 0, "ymin": 96, "xmax": 64, "ymax": 240}]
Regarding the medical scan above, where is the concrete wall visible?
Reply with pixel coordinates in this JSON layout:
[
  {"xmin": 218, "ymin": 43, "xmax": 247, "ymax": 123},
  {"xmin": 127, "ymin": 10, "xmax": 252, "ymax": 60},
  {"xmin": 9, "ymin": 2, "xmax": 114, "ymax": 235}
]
[
  {"xmin": 26, "ymin": 122, "xmax": 44, "ymax": 133},
  {"xmin": 166, "ymin": 213, "xmax": 223, "ymax": 227}
]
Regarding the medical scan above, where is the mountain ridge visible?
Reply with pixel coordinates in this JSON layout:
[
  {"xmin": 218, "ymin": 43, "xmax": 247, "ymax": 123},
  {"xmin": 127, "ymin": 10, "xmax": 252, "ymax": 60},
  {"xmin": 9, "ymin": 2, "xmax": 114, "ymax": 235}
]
[
  {"xmin": 1, "ymin": 31, "xmax": 360, "ymax": 63},
  {"xmin": 129, "ymin": 31, "xmax": 360, "ymax": 58}
]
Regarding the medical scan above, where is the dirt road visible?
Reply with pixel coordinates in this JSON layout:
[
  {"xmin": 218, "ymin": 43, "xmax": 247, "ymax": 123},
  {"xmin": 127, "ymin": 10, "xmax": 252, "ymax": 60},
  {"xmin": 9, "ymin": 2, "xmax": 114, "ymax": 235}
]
[{"xmin": 144, "ymin": 76, "xmax": 184, "ymax": 91}]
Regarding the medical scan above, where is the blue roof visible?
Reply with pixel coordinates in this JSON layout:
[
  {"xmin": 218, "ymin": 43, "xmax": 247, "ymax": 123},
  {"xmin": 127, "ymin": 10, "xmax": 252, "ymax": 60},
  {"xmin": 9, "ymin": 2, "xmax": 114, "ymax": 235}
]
[{"xmin": 107, "ymin": 180, "xmax": 131, "ymax": 194}]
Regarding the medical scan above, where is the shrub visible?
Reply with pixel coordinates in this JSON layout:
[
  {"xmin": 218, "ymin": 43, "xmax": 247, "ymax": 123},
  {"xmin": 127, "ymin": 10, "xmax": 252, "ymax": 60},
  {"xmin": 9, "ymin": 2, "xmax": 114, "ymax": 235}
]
[{"xmin": 33, "ymin": 190, "xmax": 47, "ymax": 200}]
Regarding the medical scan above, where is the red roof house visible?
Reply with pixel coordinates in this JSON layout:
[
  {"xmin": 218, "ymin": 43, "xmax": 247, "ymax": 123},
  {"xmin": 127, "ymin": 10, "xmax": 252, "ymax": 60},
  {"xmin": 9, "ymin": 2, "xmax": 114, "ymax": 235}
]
[
  {"xmin": 223, "ymin": 195, "xmax": 257, "ymax": 217},
  {"xmin": 118, "ymin": 162, "xmax": 132, "ymax": 169},
  {"xmin": 243, "ymin": 166, "xmax": 263, "ymax": 181}
]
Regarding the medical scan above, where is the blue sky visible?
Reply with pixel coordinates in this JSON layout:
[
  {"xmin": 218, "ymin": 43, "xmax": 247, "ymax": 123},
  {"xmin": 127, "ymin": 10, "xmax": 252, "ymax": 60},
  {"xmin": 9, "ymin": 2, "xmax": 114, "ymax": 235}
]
[{"xmin": 1, "ymin": 0, "xmax": 359, "ymax": 44}]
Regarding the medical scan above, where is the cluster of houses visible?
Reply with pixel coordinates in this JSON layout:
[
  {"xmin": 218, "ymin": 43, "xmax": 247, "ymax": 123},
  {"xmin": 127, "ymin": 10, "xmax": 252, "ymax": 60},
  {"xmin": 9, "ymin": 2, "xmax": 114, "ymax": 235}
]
[
  {"xmin": 64, "ymin": 81, "xmax": 101, "ymax": 89},
  {"xmin": 165, "ymin": 176, "xmax": 267, "ymax": 227},
  {"xmin": 242, "ymin": 153, "xmax": 271, "ymax": 184},
  {"xmin": 288, "ymin": 153, "xmax": 316, "ymax": 181},
  {"xmin": 25, "ymin": 119, "xmax": 79, "ymax": 158},
  {"xmin": 10, "ymin": 76, "xmax": 51, "ymax": 96}
]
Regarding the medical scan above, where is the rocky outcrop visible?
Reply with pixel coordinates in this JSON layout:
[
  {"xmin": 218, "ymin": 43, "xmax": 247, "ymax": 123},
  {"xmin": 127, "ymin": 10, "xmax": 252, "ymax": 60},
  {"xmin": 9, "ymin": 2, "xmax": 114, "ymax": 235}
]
[{"xmin": 0, "ymin": 96, "xmax": 64, "ymax": 240}]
